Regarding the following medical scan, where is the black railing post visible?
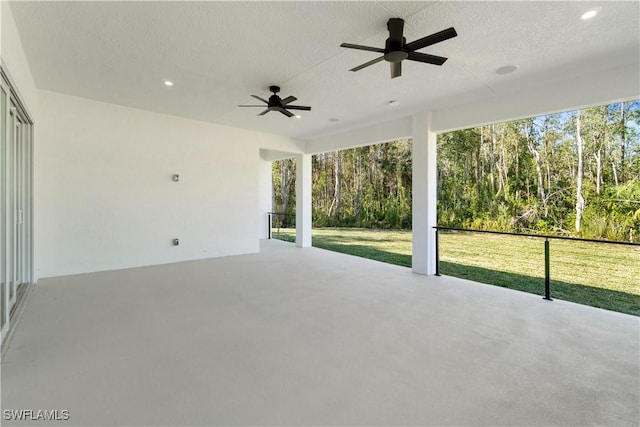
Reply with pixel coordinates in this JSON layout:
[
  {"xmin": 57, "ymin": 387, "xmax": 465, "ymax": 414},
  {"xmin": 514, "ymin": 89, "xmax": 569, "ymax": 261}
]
[
  {"xmin": 435, "ymin": 228, "xmax": 441, "ymax": 276},
  {"xmin": 543, "ymin": 238, "xmax": 552, "ymax": 301},
  {"xmin": 267, "ymin": 213, "xmax": 272, "ymax": 239},
  {"xmin": 277, "ymin": 216, "xmax": 281, "ymax": 237}
]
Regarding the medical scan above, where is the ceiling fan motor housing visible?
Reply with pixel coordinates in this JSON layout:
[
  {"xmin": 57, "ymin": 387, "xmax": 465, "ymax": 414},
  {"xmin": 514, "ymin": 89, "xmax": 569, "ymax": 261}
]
[
  {"xmin": 268, "ymin": 86, "xmax": 281, "ymax": 106},
  {"xmin": 384, "ymin": 40, "xmax": 408, "ymax": 62},
  {"xmin": 268, "ymin": 95, "xmax": 281, "ymax": 106},
  {"xmin": 340, "ymin": 17, "xmax": 457, "ymax": 78},
  {"xmin": 385, "ymin": 18, "xmax": 408, "ymax": 62}
]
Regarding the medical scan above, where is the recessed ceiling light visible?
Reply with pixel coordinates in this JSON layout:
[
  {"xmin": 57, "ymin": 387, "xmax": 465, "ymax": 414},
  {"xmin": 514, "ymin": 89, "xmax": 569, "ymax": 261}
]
[
  {"xmin": 496, "ymin": 65, "xmax": 518, "ymax": 75},
  {"xmin": 164, "ymin": 80, "xmax": 174, "ymax": 87},
  {"xmin": 581, "ymin": 9, "xmax": 598, "ymax": 20},
  {"xmin": 328, "ymin": 118, "xmax": 339, "ymax": 122},
  {"xmin": 388, "ymin": 100, "xmax": 399, "ymax": 107},
  {"xmin": 294, "ymin": 115, "xmax": 302, "ymax": 119}
]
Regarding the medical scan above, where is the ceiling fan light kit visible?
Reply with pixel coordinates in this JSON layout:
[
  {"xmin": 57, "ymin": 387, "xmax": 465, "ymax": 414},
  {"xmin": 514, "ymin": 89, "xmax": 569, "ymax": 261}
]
[{"xmin": 341, "ymin": 18, "xmax": 457, "ymax": 79}]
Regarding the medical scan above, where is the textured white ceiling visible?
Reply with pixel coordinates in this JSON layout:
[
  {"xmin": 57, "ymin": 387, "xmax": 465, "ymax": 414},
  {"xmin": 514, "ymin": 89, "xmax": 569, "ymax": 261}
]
[{"xmin": 9, "ymin": 1, "xmax": 640, "ymax": 140}]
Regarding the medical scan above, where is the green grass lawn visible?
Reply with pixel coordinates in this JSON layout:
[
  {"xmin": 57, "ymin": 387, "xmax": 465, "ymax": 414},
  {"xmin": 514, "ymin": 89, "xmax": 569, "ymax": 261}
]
[{"xmin": 271, "ymin": 227, "xmax": 640, "ymax": 316}]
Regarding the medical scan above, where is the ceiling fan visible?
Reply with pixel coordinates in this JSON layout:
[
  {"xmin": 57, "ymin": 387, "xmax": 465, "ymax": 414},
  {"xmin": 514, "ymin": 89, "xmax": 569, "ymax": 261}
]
[
  {"xmin": 340, "ymin": 18, "xmax": 457, "ymax": 79},
  {"xmin": 238, "ymin": 86, "xmax": 311, "ymax": 117}
]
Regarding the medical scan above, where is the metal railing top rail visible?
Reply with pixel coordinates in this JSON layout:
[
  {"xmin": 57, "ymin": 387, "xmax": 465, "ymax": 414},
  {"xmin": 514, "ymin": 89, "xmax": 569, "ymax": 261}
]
[
  {"xmin": 433, "ymin": 226, "xmax": 640, "ymax": 247},
  {"xmin": 268, "ymin": 212, "xmax": 295, "ymax": 216}
]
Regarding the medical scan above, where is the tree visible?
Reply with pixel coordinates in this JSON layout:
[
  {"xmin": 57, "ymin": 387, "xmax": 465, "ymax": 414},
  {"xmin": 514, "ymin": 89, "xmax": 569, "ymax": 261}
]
[
  {"xmin": 273, "ymin": 100, "xmax": 640, "ymax": 241},
  {"xmin": 574, "ymin": 110, "xmax": 585, "ymax": 233}
]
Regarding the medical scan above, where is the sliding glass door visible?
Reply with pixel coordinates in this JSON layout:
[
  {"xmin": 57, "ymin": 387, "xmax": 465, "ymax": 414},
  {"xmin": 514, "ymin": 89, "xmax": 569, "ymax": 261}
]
[
  {"xmin": 1, "ymin": 79, "xmax": 7, "ymax": 335},
  {"xmin": 1, "ymin": 69, "xmax": 33, "ymax": 341}
]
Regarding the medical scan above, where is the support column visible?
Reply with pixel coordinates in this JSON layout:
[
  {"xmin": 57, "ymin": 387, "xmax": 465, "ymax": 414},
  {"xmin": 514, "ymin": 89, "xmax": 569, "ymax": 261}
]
[
  {"xmin": 295, "ymin": 153, "xmax": 312, "ymax": 248},
  {"xmin": 258, "ymin": 158, "xmax": 273, "ymax": 240},
  {"xmin": 412, "ymin": 112, "xmax": 438, "ymax": 275}
]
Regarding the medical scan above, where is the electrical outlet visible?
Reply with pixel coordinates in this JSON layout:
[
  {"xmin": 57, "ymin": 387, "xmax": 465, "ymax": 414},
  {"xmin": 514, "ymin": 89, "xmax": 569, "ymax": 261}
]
[{"xmin": 173, "ymin": 238, "xmax": 179, "ymax": 246}]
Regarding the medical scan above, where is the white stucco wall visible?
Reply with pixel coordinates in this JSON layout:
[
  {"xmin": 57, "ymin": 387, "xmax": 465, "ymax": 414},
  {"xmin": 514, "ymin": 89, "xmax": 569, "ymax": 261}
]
[{"xmin": 35, "ymin": 90, "xmax": 301, "ymax": 278}]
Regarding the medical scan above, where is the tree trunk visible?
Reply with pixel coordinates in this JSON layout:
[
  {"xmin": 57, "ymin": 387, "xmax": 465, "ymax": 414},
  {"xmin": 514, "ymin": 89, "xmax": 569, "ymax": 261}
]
[
  {"xmin": 280, "ymin": 161, "xmax": 289, "ymax": 213},
  {"xmin": 488, "ymin": 125, "xmax": 496, "ymax": 193},
  {"xmin": 474, "ymin": 145, "xmax": 481, "ymax": 205},
  {"xmin": 575, "ymin": 111, "xmax": 585, "ymax": 233},
  {"xmin": 328, "ymin": 151, "xmax": 341, "ymax": 217},
  {"xmin": 354, "ymin": 151, "xmax": 362, "ymax": 219},
  {"xmin": 619, "ymin": 101, "xmax": 627, "ymax": 181},
  {"xmin": 322, "ymin": 153, "xmax": 328, "ymax": 211},
  {"xmin": 543, "ymin": 123, "xmax": 552, "ymax": 196},
  {"xmin": 497, "ymin": 125, "xmax": 507, "ymax": 198},
  {"xmin": 526, "ymin": 124, "xmax": 547, "ymax": 215},
  {"xmin": 594, "ymin": 148, "xmax": 602, "ymax": 195}
]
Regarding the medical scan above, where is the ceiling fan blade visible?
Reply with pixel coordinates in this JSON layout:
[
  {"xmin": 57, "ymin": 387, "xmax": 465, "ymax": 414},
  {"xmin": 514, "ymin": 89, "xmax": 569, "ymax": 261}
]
[
  {"xmin": 407, "ymin": 52, "xmax": 448, "ymax": 66},
  {"xmin": 238, "ymin": 105, "xmax": 265, "ymax": 107},
  {"xmin": 285, "ymin": 105, "xmax": 311, "ymax": 111},
  {"xmin": 387, "ymin": 18, "xmax": 405, "ymax": 44},
  {"xmin": 258, "ymin": 108, "xmax": 271, "ymax": 116},
  {"xmin": 280, "ymin": 96, "xmax": 297, "ymax": 105},
  {"xmin": 251, "ymin": 94, "xmax": 269, "ymax": 104},
  {"xmin": 278, "ymin": 108, "xmax": 294, "ymax": 118},
  {"xmin": 390, "ymin": 61, "xmax": 401, "ymax": 79},
  {"xmin": 405, "ymin": 27, "xmax": 457, "ymax": 52},
  {"xmin": 350, "ymin": 56, "xmax": 385, "ymax": 72},
  {"xmin": 340, "ymin": 43, "xmax": 385, "ymax": 53}
]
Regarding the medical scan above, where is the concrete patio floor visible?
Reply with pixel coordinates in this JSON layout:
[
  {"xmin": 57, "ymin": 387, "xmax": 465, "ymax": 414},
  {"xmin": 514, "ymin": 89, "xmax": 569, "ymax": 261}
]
[{"xmin": 1, "ymin": 239, "xmax": 638, "ymax": 426}]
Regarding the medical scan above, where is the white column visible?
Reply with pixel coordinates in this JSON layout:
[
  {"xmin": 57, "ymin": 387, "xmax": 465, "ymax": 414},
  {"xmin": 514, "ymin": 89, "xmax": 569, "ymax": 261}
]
[
  {"xmin": 258, "ymin": 158, "xmax": 273, "ymax": 239},
  {"xmin": 295, "ymin": 153, "xmax": 312, "ymax": 248},
  {"xmin": 412, "ymin": 112, "xmax": 438, "ymax": 275}
]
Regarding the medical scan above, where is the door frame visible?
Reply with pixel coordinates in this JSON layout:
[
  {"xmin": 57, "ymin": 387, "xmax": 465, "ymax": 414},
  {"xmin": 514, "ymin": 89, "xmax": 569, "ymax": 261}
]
[{"xmin": 1, "ymin": 63, "xmax": 34, "ymax": 343}]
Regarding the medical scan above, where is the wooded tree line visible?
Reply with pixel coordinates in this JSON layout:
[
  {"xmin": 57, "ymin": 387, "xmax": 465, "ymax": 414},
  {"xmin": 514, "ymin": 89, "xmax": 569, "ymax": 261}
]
[
  {"xmin": 273, "ymin": 100, "xmax": 640, "ymax": 241},
  {"xmin": 273, "ymin": 139, "xmax": 412, "ymax": 229}
]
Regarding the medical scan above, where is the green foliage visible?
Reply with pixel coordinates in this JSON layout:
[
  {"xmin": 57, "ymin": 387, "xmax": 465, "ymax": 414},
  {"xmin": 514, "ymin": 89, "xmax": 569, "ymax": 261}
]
[
  {"xmin": 271, "ymin": 158, "xmax": 296, "ymax": 217},
  {"xmin": 306, "ymin": 140, "xmax": 412, "ymax": 229},
  {"xmin": 581, "ymin": 180, "xmax": 640, "ymax": 241},
  {"xmin": 437, "ymin": 100, "xmax": 640, "ymax": 241},
  {"xmin": 272, "ymin": 100, "xmax": 640, "ymax": 242}
]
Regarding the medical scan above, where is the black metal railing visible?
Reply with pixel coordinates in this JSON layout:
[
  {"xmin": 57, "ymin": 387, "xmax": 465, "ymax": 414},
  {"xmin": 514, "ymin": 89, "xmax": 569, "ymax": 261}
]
[
  {"xmin": 267, "ymin": 212, "xmax": 296, "ymax": 240},
  {"xmin": 433, "ymin": 226, "xmax": 640, "ymax": 302}
]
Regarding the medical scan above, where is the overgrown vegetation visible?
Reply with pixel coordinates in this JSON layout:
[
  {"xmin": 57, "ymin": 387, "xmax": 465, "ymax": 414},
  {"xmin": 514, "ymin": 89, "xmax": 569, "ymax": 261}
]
[
  {"xmin": 438, "ymin": 102, "xmax": 640, "ymax": 241},
  {"xmin": 272, "ymin": 139, "xmax": 412, "ymax": 229}
]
